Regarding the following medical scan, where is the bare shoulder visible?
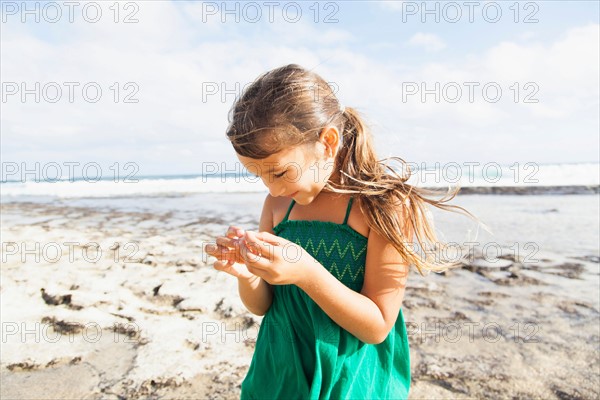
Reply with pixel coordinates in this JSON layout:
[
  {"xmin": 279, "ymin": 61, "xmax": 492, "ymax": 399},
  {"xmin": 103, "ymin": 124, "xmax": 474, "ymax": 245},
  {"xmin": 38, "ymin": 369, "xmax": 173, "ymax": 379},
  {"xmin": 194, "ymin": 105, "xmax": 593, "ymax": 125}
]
[
  {"xmin": 258, "ymin": 194, "xmax": 275, "ymax": 233},
  {"xmin": 270, "ymin": 195, "xmax": 295, "ymax": 228},
  {"xmin": 260, "ymin": 194, "xmax": 293, "ymax": 232}
]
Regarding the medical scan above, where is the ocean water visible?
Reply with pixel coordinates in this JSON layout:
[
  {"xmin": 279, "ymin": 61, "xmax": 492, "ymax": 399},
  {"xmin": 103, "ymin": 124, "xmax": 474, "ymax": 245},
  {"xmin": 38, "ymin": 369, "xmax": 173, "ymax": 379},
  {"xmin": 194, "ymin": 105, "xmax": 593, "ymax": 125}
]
[
  {"xmin": 2, "ymin": 188, "xmax": 597, "ymax": 259},
  {"xmin": 1, "ymin": 162, "xmax": 598, "ymax": 200},
  {"xmin": 430, "ymin": 194, "xmax": 600, "ymax": 255}
]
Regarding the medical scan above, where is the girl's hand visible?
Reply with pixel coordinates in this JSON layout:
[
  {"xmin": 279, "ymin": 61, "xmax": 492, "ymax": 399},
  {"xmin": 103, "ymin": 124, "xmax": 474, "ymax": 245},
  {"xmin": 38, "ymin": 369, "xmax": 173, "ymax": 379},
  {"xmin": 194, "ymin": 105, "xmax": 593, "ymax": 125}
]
[
  {"xmin": 240, "ymin": 230, "xmax": 318, "ymax": 286},
  {"xmin": 205, "ymin": 226, "xmax": 257, "ymax": 281}
]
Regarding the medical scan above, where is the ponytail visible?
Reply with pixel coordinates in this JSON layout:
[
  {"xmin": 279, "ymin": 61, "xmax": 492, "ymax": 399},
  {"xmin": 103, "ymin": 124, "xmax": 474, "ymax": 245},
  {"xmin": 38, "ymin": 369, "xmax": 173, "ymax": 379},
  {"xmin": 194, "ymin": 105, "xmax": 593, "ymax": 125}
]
[{"xmin": 327, "ymin": 107, "xmax": 476, "ymax": 276}]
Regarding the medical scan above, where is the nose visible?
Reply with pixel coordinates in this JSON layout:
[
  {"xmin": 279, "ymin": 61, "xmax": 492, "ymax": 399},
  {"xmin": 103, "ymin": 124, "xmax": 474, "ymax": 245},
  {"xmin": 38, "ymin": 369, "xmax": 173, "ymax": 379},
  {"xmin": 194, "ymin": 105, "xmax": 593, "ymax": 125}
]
[{"xmin": 264, "ymin": 180, "xmax": 286, "ymax": 197}]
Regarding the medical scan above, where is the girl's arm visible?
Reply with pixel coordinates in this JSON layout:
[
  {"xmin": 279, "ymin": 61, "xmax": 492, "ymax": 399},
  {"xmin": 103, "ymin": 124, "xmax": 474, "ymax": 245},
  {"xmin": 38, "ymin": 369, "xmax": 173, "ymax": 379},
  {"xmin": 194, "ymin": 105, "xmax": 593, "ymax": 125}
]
[
  {"xmin": 237, "ymin": 195, "xmax": 275, "ymax": 316},
  {"xmin": 244, "ymin": 223, "xmax": 411, "ymax": 344},
  {"xmin": 297, "ymin": 226, "xmax": 410, "ymax": 344},
  {"xmin": 237, "ymin": 274, "xmax": 272, "ymax": 316}
]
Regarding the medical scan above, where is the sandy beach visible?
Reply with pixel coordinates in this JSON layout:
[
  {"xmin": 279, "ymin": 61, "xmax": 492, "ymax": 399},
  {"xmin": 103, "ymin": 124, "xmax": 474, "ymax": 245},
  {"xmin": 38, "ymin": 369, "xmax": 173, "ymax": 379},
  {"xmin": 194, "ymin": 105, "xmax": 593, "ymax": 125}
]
[{"xmin": 1, "ymin": 192, "xmax": 599, "ymax": 399}]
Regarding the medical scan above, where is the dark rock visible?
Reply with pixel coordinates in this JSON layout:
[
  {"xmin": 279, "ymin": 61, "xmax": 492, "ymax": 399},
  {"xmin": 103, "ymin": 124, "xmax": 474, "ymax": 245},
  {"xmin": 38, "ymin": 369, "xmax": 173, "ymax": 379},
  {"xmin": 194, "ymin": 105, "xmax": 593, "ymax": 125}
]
[
  {"xmin": 152, "ymin": 284, "xmax": 163, "ymax": 296},
  {"xmin": 41, "ymin": 316, "xmax": 84, "ymax": 334},
  {"xmin": 40, "ymin": 288, "xmax": 72, "ymax": 306}
]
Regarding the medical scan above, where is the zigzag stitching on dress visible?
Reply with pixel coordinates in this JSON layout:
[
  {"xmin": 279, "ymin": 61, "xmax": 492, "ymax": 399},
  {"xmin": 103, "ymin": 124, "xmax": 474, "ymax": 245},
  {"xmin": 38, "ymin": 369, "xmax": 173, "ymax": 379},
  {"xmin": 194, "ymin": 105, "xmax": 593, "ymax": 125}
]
[
  {"xmin": 296, "ymin": 237, "xmax": 367, "ymax": 261},
  {"xmin": 328, "ymin": 261, "xmax": 365, "ymax": 282}
]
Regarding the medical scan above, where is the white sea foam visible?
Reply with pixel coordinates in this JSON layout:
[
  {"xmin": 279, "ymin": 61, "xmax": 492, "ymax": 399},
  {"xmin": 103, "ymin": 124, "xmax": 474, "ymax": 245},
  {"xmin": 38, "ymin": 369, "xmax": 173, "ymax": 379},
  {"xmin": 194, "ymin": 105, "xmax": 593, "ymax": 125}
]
[
  {"xmin": 406, "ymin": 162, "xmax": 600, "ymax": 188},
  {"xmin": 0, "ymin": 176, "xmax": 267, "ymax": 199},
  {"xmin": 0, "ymin": 163, "xmax": 597, "ymax": 199}
]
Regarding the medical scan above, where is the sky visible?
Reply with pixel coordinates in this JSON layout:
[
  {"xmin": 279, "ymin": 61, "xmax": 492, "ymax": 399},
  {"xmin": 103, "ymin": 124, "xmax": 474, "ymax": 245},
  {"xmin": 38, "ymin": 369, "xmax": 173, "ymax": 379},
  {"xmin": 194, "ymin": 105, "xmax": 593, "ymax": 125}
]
[{"xmin": 1, "ymin": 0, "xmax": 599, "ymax": 177}]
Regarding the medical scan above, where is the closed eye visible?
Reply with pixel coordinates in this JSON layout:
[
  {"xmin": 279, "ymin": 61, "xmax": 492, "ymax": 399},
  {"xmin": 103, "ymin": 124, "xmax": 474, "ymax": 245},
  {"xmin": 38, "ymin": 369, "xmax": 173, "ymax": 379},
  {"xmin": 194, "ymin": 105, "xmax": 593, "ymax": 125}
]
[{"xmin": 274, "ymin": 170, "xmax": 287, "ymax": 178}]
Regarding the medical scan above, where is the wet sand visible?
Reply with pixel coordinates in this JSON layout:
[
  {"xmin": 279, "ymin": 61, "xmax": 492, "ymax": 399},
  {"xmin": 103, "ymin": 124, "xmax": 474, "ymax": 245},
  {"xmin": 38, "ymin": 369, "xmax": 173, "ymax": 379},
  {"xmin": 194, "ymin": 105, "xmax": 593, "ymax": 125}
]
[{"xmin": 1, "ymin": 195, "xmax": 598, "ymax": 399}]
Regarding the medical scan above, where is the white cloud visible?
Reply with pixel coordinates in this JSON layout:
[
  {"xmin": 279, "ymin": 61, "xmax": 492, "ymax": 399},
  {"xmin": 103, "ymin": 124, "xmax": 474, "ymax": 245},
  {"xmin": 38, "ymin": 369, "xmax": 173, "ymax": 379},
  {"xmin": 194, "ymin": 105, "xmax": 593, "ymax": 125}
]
[
  {"xmin": 482, "ymin": 24, "xmax": 599, "ymax": 119},
  {"xmin": 378, "ymin": 1, "xmax": 405, "ymax": 11},
  {"xmin": 0, "ymin": 1, "xmax": 358, "ymax": 174},
  {"xmin": 1, "ymin": 1, "xmax": 598, "ymax": 174},
  {"xmin": 518, "ymin": 31, "xmax": 538, "ymax": 41},
  {"xmin": 406, "ymin": 32, "xmax": 447, "ymax": 52}
]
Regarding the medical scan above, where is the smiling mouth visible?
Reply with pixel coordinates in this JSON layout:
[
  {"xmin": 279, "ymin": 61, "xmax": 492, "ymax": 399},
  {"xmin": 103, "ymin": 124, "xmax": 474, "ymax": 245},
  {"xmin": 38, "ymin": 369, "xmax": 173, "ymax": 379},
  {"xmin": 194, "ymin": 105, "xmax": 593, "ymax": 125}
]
[{"xmin": 286, "ymin": 191, "xmax": 299, "ymax": 198}]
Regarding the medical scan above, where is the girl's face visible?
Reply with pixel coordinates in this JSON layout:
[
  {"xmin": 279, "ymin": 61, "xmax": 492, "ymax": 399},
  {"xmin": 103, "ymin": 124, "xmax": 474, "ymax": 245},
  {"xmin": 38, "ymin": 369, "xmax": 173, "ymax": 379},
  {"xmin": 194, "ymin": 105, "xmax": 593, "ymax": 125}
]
[{"xmin": 237, "ymin": 139, "xmax": 336, "ymax": 205}]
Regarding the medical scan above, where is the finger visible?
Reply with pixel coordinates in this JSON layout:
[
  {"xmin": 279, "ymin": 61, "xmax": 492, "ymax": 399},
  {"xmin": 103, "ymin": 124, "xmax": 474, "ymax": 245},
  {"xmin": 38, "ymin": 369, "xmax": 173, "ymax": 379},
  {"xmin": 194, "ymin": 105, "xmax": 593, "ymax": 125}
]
[
  {"xmin": 246, "ymin": 264, "xmax": 267, "ymax": 280},
  {"xmin": 255, "ymin": 231, "xmax": 283, "ymax": 246},
  {"xmin": 216, "ymin": 236, "xmax": 239, "ymax": 249},
  {"xmin": 244, "ymin": 231, "xmax": 277, "ymax": 261},
  {"xmin": 213, "ymin": 259, "xmax": 229, "ymax": 271},
  {"xmin": 205, "ymin": 243, "xmax": 222, "ymax": 257},
  {"xmin": 227, "ymin": 226, "xmax": 244, "ymax": 238},
  {"xmin": 226, "ymin": 226, "xmax": 245, "ymax": 239},
  {"xmin": 239, "ymin": 239, "xmax": 265, "ymax": 267},
  {"xmin": 205, "ymin": 243, "xmax": 222, "ymax": 258},
  {"xmin": 216, "ymin": 237, "xmax": 245, "ymax": 262},
  {"xmin": 214, "ymin": 238, "xmax": 243, "ymax": 257},
  {"xmin": 240, "ymin": 237, "xmax": 272, "ymax": 269},
  {"xmin": 205, "ymin": 244, "xmax": 237, "ymax": 262}
]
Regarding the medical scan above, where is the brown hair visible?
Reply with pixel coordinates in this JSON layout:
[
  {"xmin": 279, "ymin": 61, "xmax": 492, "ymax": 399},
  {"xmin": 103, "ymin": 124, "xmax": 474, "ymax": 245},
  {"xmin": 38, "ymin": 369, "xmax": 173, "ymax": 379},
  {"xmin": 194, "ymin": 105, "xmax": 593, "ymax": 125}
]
[{"xmin": 226, "ymin": 64, "xmax": 476, "ymax": 275}]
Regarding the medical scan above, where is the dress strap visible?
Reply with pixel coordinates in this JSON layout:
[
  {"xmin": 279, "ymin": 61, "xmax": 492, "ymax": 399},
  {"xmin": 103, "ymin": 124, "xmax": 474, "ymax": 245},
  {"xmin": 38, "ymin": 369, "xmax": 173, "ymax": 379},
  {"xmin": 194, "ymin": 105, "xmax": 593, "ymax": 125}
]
[
  {"xmin": 342, "ymin": 197, "xmax": 354, "ymax": 225},
  {"xmin": 282, "ymin": 199, "xmax": 296, "ymax": 222}
]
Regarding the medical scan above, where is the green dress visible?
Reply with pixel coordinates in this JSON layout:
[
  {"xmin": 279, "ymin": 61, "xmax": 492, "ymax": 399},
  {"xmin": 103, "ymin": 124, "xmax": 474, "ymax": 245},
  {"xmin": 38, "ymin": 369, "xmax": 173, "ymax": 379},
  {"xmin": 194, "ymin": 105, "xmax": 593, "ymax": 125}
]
[{"xmin": 241, "ymin": 197, "xmax": 411, "ymax": 399}]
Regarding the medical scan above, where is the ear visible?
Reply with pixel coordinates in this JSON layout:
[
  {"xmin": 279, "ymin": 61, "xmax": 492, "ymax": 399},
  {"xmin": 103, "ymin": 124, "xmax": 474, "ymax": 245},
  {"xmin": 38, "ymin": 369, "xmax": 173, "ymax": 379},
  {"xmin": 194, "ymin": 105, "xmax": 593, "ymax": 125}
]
[{"xmin": 318, "ymin": 126, "xmax": 340, "ymax": 157}]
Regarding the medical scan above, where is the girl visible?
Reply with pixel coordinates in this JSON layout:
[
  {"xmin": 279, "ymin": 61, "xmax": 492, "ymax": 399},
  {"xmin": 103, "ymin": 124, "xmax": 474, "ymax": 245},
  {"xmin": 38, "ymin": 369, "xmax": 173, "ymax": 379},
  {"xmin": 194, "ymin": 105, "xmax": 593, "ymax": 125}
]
[{"xmin": 205, "ymin": 64, "xmax": 471, "ymax": 399}]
